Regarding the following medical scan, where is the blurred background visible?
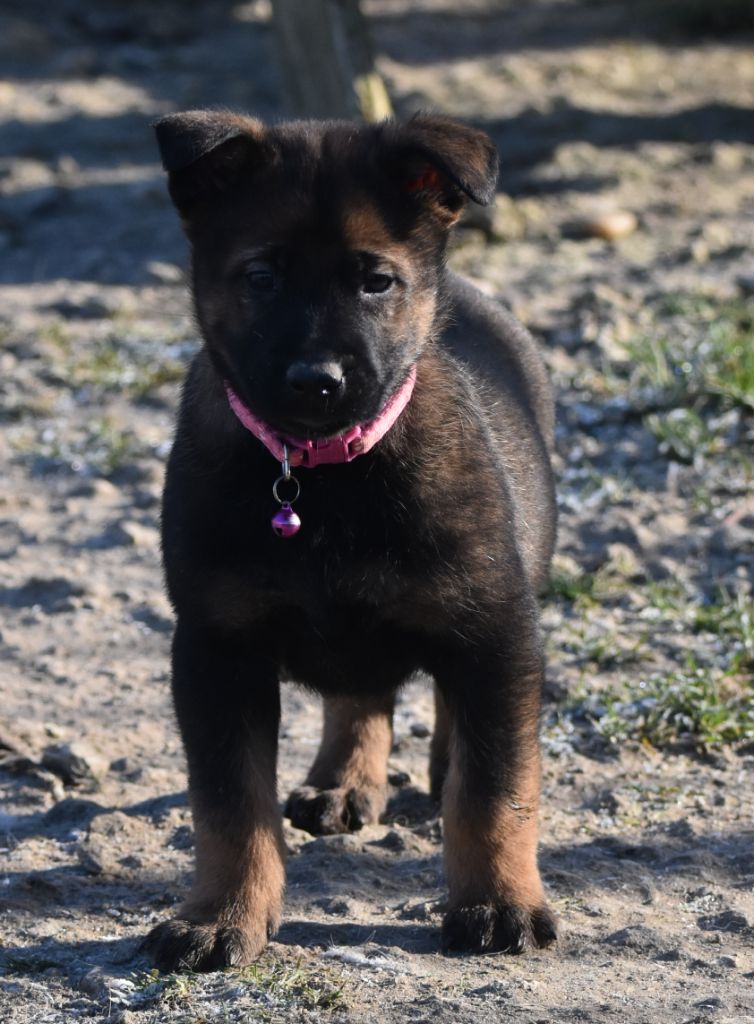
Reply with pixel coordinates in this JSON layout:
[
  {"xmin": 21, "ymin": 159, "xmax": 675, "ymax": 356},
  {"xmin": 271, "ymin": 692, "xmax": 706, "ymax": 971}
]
[{"xmin": 1, "ymin": 3, "xmax": 754, "ymax": 1022}]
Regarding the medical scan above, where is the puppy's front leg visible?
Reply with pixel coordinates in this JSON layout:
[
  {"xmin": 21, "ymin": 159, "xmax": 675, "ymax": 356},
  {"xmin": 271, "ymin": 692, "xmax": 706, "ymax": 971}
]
[
  {"xmin": 436, "ymin": 641, "xmax": 557, "ymax": 954},
  {"xmin": 146, "ymin": 621, "xmax": 285, "ymax": 972}
]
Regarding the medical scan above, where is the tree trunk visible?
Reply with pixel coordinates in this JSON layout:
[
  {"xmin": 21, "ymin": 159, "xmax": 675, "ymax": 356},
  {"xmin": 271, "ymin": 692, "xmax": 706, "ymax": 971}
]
[{"xmin": 271, "ymin": 0, "xmax": 393, "ymax": 122}]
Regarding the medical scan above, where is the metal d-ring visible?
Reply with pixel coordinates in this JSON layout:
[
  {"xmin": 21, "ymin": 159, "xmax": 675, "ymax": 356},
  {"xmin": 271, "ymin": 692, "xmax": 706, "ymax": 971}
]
[{"xmin": 272, "ymin": 472, "xmax": 300, "ymax": 505}]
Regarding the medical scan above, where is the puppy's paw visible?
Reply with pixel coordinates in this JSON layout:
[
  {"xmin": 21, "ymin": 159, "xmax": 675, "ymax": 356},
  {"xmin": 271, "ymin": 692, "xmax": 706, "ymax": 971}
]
[
  {"xmin": 285, "ymin": 783, "xmax": 386, "ymax": 835},
  {"xmin": 144, "ymin": 918, "xmax": 268, "ymax": 973},
  {"xmin": 441, "ymin": 901, "xmax": 557, "ymax": 955}
]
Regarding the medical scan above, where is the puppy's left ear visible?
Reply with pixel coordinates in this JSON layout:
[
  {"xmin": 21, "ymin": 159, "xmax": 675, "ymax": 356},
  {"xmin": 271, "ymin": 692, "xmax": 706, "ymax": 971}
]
[{"xmin": 384, "ymin": 113, "xmax": 499, "ymax": 224}]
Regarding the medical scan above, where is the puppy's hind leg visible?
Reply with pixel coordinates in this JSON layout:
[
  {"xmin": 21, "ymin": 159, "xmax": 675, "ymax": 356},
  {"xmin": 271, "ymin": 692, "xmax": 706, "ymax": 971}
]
[
  {"xmin": 429, "ymin": 684, "xmax": 451, "ymax": 802},
  {"xmin": 285, "ymin": 694, "xmax": 394, "ymax": 835}
]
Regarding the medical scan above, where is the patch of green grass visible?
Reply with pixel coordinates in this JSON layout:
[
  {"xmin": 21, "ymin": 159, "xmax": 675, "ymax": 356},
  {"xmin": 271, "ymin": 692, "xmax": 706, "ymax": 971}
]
[
  {"xmin": 40, "ymin": 320, "xmax": 72, "ymax": 352},
  {"xmin": 158, "ymin": 971, "xmax": 197, "ymax": 1008},
  {"xmin": 595, "ymin": 665, "xmax": 754, "ymax": 751},
  {"xmin": 128, "ymin": 969, "xmax": 198, "ymax": 1011},
  {"xmin": 548, "ymin": 548, "xmax": 642, "ymax": 610},
  {"xmin": 694, "ymin": 590, "xmax": 754, "ymax": 673},
  {"xmin": 643, "ymin": 578, "xmax": 691, "ymax": 615},
  {"xmin": 87, "ymin": 417, "xmax": 145, "ymax": 474},
  {"xmin": 608, "ymin": 293, "xmax": 754, "ymax": 469},
  {"xmin": 645, "ymin": 407, "xmax": 721, "ymax": 463},
  {"xmin": 547, "ymin": 567, "xmax": 597, "ymax": 605},
  {"xmin": 41, "ymin": 325, "xmax": 190, "ymax": 400},
  {"xmin": 62, "ymin": 337, "xmax": 184, "ymax": 397},
  {"xmin": 235, "ymin": 959, "xmax": 346, "ymax": 1012},
  {"xmin": 624, "ymin": 294, "xmax": 754, "ymax": 414},
  {"xmin": 18, "ymin": 415, "xmax": 147, "ymax": 476},
  {"xmin": 583, "ymin": 632, "xmax": 649, "ymax": 671}
]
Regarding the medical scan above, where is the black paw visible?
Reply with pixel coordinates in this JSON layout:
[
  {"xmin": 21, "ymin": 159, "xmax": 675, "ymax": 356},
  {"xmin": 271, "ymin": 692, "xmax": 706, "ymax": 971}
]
[
  {"xmin": 285, "ymin": 784, "xmax": 386, "ymax": 835},
  {"xmin": 143, "ymin": 918, "xmax": 265, "ymax": 973},
  {"xmin": 441, "ymin": 901, "xmax": 557, "ymax": 954}
]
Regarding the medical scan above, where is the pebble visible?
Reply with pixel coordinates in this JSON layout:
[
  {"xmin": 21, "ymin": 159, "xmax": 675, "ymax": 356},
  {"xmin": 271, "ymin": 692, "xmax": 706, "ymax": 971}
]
[
  {"xmin": 312, "ymin": 895, "xmax": 356, "ymax": 916},
  {"xmin": 398, "ymin": 899, "xmax": 440, "ymax": 921},
  {"xmin": 737, "ymin": 273, "xmax": 754, "ymax": 296},
  {"xmin": 147, "ymin": 260, "xmax": 183, "ymax": 284},
  {"xmin": 42, "ymin": 741, "xmax": 108, "ymax": 787},
  {"xmin": 117, "ymin": 520, "xmax": 160, "ymax": 548},
  {"xmin": 368, "ymin": 828, "xmax": 424, "ymax": 853},
  {"xmin": 166, "ymin": 824, "xmax": 193, "ymax": 850},
  {"xmin": 566, "ymin": 210, "xmax": 638, "ymax": 241},
  {"xmin": 698, "ymin": 910, "xmax": 751, "ymax": 936},
  {"xmin": 605, "ymin": 925, "xmax": 663, "ymax": 953},
  {"xmin": 44, "ymin": 796, "xmax": 103, "ymax": 827}
]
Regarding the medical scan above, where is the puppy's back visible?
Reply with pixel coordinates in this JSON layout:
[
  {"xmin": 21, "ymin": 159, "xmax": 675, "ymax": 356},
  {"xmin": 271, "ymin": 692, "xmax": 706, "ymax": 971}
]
[{"xmin": 439, "ymin": 271, "xmax": 556, "ymax": 588}]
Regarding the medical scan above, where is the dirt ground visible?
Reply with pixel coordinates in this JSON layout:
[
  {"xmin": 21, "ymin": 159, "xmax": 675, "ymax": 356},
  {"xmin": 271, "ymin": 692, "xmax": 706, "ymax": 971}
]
[{"xmin": 1, "ymin": 1, "xmax": 753, "ymax": 1022}]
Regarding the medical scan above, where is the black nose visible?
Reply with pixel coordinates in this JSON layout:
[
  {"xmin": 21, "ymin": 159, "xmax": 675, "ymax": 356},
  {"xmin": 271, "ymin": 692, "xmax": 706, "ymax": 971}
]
[{"xmin": 285, "ymin": 361, "xmax": 345, "ymax": 399}]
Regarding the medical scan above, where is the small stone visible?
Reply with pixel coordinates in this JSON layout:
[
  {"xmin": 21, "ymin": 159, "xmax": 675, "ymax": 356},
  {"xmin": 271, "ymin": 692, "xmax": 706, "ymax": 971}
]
[
  {"xmin": 46, "ymin": 296, "xmax": 113, "ymax": 320},
  {"xmin": 410, "ymin": 722, "xmax": 430, "ymax": 738},
  {"xmin": 371, "ymin": 829, "xmax": 408, "ymax": 852},
  {"xmin": 167, "ymin": 825, "xmax": 194, "ymax": 850},
  {"xmin": 77, "ymin": 843, "xmax": 107, "ymax": 875},
  {"xmin": 313, "ymin": 895, "xmax": 355, "ymax": 916},
  {"xmin": 42, "ymin": 742, "xmax": 108, "ymax": 787},
  {"xmin": 44, "ymin": 797, "xmax": 103, "ymax": 826},
  {"xmin": 605, "ymin": 925, "xmax": 662, "ymax": 953},
  {"xmin": 75, "ymin": 966, "xmax": 109, "ymax": 1000},
  {"xmin": 566, "ymin": 210, "xmax": 638, "ymax": 241},
  {"xmin": 690, "ymin": 239, "xmax": 710, "ymax": 264},
  {"xmin": 698, "ymin": 910, "xmax": 751, "ymax": 936},
  {"xmin": 147, "ymin": 260, "xmax": 183, "ymax": 283},
  {"xmin": 398, "ymin": 899, "xmax": 440, "ymax": 921},
  {"xmin": 582, "ymin": 788, "xmax": 620, "ymax": 815},
  {"xmin": 737, "ymin": 273, "xmax": 754, "ymax": 296},
  {"xmin": 117, "ymin": 520, "xmax": 160, "ymax": 548}
]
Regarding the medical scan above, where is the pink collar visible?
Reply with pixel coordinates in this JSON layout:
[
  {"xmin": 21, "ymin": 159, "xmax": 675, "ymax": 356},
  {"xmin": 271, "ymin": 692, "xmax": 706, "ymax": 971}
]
[{"xmin": 225, "ymin": 365, "xmax": 417, "ymax": 468}]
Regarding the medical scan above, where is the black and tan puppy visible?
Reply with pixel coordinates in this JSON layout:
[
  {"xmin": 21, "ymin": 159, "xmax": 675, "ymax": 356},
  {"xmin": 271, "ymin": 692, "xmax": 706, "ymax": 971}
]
[{"xmin": 145, "ymin": 110, "xmax": 557, "ymax": 972}]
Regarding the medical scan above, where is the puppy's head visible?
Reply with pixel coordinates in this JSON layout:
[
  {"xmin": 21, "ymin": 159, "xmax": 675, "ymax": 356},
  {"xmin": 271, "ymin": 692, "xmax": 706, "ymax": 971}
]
[{"xmin": 155, "ymin": 111, "xmax": 498, "ymax": 438}]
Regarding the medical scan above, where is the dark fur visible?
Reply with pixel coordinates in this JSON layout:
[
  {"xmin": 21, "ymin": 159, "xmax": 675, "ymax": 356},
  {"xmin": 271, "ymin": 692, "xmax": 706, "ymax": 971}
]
[{"xmin": 144, "ymin": 111, "xmax": 558, "ymax": 971}]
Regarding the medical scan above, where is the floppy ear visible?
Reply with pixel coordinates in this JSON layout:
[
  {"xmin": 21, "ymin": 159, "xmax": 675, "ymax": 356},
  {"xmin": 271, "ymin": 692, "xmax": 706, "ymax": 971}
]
[
  {"xmin": 384, "ymin": 113, "xmax": 499, "ymax": 223},
  {"xmin": 153, "ymin": 110, "xmax": 274, "ymax": 215}
]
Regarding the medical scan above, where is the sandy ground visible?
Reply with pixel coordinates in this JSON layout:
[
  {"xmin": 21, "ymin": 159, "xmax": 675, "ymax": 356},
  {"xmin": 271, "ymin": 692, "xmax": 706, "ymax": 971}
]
[{"xmin": 1, "ymin": 1, "xmax": 753, "ymax": 1022}]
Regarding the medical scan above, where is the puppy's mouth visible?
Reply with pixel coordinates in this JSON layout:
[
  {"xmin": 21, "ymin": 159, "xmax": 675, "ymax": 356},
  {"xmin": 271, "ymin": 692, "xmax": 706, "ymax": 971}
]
[
  {"xmin": 227, "ymin": 371, "xmax": 408, "ymax": 444},
  {"xmin": 234, "ymin": 377, "xmax": 388, "ymax": 441},
  {"xmin": 271, "ymin": 414, "xmax": 359, "ymax": 441}
]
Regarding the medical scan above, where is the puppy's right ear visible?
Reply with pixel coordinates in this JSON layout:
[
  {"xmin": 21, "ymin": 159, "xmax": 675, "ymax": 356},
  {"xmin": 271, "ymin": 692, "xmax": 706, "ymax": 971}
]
[{"xmin": 154, "ymin": 110, "xmax": 274, "ymax": 216}]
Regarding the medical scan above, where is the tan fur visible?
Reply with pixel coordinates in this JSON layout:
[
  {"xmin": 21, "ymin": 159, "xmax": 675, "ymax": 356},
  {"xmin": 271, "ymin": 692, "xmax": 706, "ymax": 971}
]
[
  {"xmin": 341, "ymin": 204, "xmax": 403, "ymax": 259},
  {"xmin": 306, "ymin": 695, "xmax": 393, "ymax": 793},
  {"xmin": 181, "ymin": 753, "xmax": 286, "ymax": 955},
  {"xmin": 443, "ymin": 710, "xmax": 545, "ymax": 910}
]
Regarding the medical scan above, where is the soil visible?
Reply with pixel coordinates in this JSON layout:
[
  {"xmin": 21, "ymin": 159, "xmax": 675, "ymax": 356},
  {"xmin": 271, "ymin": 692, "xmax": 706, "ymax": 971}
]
[{"xmin": 1, "ymin": 2, "xmax": 753, "ymax": 1022}]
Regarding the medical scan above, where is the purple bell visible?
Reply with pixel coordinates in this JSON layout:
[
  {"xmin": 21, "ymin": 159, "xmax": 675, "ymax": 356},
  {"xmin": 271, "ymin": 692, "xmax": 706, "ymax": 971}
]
[{"xmin": 272, "ymin": 501, "xmax": 301, "ymax": 538}]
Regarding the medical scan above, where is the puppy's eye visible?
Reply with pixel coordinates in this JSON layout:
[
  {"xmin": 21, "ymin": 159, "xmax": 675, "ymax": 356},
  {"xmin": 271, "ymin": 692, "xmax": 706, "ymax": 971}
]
[
  {"xmin": 245, "ymin": 262, "xmax": 276, "ymax": 293},
  {"xmin": 362, "ymin": 272, "xmax": 394, "ymax": 295}
]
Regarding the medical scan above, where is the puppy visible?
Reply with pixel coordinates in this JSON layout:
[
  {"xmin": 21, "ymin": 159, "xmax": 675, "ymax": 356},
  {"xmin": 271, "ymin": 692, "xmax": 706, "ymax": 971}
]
[{"xmin": 145, "ymin": 111, "xmax": 557, "ymax": 972}]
